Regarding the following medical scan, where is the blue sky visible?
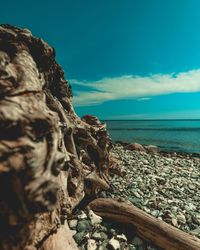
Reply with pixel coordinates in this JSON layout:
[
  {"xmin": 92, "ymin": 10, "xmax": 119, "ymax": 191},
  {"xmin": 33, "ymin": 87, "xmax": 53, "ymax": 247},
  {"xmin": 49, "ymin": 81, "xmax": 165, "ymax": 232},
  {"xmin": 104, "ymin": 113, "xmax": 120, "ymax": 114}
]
[{"xmin": 2, "ymin": 0, "xmax": 200, "ymax": 119}]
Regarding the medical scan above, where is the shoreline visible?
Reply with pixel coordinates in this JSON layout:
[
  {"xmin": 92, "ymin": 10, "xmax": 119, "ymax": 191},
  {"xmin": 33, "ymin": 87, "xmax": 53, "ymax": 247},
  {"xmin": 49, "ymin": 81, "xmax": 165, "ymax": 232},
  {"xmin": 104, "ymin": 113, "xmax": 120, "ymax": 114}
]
[
  {"xmin": 104, "ymin": 143, "xmax": 200, "ymax": 236},
  {"xmin": 114, "ymin": 140, "xmax": 200, "ymax": 158},
  {"xmin": 68, "ymin": 142, "xmax": 200, "ymax": 249},
  {"xmin": 69, "ymin": 142, "xmax": 200, "ymax": 249}
]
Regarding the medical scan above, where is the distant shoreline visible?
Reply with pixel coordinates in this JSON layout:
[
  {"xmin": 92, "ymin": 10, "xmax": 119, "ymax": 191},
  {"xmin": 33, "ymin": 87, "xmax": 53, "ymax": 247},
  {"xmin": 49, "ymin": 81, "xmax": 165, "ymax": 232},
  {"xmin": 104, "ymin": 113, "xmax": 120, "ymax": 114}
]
[
  {"xmin": 113, "ymin": 140, "xmax": 200, "ymax": 158},
  {"xmin": 102, "ymin": 119, "xmax": 200, "ymax": 121},
  {"xmin": 104, "ymin": 119, "xmax": 200, "ymax": 154}
]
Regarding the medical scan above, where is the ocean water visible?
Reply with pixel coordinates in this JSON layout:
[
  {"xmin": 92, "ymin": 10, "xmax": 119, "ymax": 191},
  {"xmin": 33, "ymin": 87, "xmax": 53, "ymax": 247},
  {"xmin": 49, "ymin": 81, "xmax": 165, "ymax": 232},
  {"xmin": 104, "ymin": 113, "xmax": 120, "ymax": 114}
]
[{"xmin": 104, "ymin": 120, "xmax": 200, "ymax": 153}]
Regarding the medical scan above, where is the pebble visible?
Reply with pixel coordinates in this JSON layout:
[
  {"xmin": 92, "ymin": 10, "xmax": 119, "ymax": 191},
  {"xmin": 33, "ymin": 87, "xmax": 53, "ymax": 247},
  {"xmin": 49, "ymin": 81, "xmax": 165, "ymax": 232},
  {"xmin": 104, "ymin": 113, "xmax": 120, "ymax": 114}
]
[
  {"xmin": 88, "ymin": 210, "xmax": 103, "ymax": 225},
  {"xmin": 132, "ymin": 236, "xmax": 143, "ymax": 246},
  {"xmin": 177, "ymin": 213, "xmax": 186, "ymax": 224},
  {"xmin": 78, "ymin": 211, "xmax": 88, "ymax": 220},
  {"xmin": 77, "ymin": 220, "xmax": 92, "ymax": 232},
  {"xmin": 69, "ymin": 143, "xmax": 200, "ymax": 249},
  {"xmin": 68, "ymin": 219, "xmax": 78, "ymax": 229},
  {"xmin": 104, "ymin": 144, "xmax": 200, "ymax": 234},
  {"xmin": 87, "ymin": 239, "xmax": 97, "ymax": 250},
  {"xmin": 70, "ymin": 229, "xmax": 77, "ymax": 236},
  {"xmin": 91, "ymin": 232, "xmax": 102, "ymax": 240},
  {"xmin": 171, "ymin": 218, "xmax": 178, "ymax": 227},
  {"xmin": 108, "ymin": 237, "xmax": 120, "ymax": 250},
  {"xmin": 193, "ymin": 214, "xmax": 200, "ymax": 225},
  {"xmin": 116, "ymin": 233, "xmax": 127, "ymax": 242},
  {"xmin": 73, "ymin": 231, "xmax": 88, "ymax": 245}
]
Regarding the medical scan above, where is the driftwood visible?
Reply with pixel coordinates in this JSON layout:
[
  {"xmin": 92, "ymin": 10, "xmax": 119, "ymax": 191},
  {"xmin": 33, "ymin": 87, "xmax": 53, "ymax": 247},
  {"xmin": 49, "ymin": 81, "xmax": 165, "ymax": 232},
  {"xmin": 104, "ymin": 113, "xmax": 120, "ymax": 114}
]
[
  {"xmin": 0, "ymin": 25, "xmax": 120, "ymax": 249},
  {"xmin": 88, "ymin": 198, "xmax": 200, "ymax": 250}
]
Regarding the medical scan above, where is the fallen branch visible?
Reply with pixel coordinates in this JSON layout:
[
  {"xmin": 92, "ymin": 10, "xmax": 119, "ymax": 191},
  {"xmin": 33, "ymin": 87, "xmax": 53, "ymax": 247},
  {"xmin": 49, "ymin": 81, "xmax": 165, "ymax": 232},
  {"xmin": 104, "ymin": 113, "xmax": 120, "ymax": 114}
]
[{"xmin": 88, "ymin": 198, "xmax": 200, "ymax": 250}]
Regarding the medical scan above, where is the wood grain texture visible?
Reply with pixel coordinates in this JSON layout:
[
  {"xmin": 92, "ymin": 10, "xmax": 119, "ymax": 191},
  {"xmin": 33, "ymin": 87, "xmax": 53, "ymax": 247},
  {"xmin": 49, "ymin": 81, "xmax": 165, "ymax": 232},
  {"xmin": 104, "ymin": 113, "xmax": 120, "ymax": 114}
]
[
  {"xmin": 88, "ymin": 198, "xmax": 200, "ymax": 250},
  {"xmin": 0, "ymin": 25, "xmax": 120, "ymax": 249}
]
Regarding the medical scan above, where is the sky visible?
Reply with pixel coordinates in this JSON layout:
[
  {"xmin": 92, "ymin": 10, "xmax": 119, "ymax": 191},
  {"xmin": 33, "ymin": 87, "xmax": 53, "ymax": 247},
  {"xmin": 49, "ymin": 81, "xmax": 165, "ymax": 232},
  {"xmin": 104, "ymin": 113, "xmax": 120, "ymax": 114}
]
[{"xmin": 1, "ymin": 0, "xmax": 200, "ymax": 119}]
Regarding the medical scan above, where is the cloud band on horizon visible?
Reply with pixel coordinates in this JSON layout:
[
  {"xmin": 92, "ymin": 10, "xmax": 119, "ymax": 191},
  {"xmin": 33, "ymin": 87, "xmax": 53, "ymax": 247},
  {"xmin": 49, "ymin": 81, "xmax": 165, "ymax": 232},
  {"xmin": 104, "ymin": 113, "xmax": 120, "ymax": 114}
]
[{"xmin": 71, "ymin": 69, "xmax": 200, "ymax": 106}]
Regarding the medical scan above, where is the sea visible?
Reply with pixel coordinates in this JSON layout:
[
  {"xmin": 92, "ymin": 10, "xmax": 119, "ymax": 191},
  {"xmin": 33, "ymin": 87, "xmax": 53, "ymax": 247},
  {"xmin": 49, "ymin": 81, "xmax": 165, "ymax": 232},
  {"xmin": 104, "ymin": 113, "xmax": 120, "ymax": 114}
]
[{"xmin": 104, "ymin": 120, "xmax": 200, "ymax": 154}]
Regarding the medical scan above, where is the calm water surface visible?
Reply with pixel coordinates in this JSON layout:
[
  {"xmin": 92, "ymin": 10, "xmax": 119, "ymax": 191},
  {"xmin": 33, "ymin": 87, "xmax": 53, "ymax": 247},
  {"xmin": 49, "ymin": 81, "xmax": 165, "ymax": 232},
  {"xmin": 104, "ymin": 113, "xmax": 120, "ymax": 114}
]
[{"xmin": 104, "ymin": 120, "xmax": 200, "ymax": 153}]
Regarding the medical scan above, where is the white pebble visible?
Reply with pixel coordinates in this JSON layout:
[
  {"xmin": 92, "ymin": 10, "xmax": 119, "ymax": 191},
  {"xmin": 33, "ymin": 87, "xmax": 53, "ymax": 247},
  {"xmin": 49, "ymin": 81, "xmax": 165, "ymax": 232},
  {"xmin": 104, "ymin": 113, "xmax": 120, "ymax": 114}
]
[
  {"xmin": 108, "ymin": 237, "xmax": 120, "ymax": 250},
  {"xmin": 87, "ymin": 239, "xmax": 97, "ymax": 250},
  {"xmin": 88, "ymin": 210, "xmax": 102, "ymax": 225}
]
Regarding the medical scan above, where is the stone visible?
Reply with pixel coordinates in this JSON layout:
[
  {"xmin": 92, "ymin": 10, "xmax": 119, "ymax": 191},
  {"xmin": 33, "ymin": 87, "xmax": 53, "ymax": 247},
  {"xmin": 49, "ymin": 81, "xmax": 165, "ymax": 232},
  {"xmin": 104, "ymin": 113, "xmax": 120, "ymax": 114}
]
[
  {"xmin": 116, "ymin": 233, "xmax": 127, "ymax": 242},
  {"xmin": 70, "ymin": 230, "xmax": 77, "ymax": 236},
  {"xmin": 190, "ymin": 226, "xmax": 200, "ymax": 236},
  {"xmin": 76, "ymin": 220, "xmax": 92, "ymax": 232},
  {"xmin": 109, "ymin": 229, "xmax": 116, "ymax": 236},
  {"xmin": 68, "ymin": 219, "xmax": 78, "ymax": 229},
  {"xmin": 73, "ymin": 231, "xmax": 88, "ymax": 245},
  {"xmin": 132, "ymin": 236, "xmax": 143, "ymax": 246},
  {"xmin": 91, "ymin": 232, "xmax": 102, "ymax": 240},
  {"xmin": 107, "ymin": 238, "xmax": 120, "ymax": 250},
  {"xmin": 87, "ymin": 239, "xmax": 97, "ymax": 250},
  {"xmin": 171, "ymin": 218, "xmax": 178, "ymax": 227},
  {"xmin": 88, "ymin": 210, "xmax": 103, "ymax": 225},
  {"xmin": 142, "ymin": 159, "xmax": 149, "ymax": 165},
  {"xmin": 78, "ymin": 211, "xmax": 88, "ymax": 220},
  {"xmin": 125, "ymin": 143, "xmax": 146, "ymax": 152},
  {"xmin": 129, "ymin": 245, "xmax": 137, "ymax": 250},
  {"xmin": 151, "ymin": 210, "xmax": 160, "ymax": 217},
  {"xmin": 193, "ymin": 214, "xmax": 200, "ymax": 225},
  {"xmin": 145, "ymin": 145, "xmax": 159, "ymax": 154},
  {"xmin": 98, "ymin": 240, "xmax": 110, "ymax": 250},
  {"xmin": 177, "ymin": 213, "xmax": 186, "ymax": 224},
  {"xmin": 100, "ymin": 232, "xmax": 108, "ymax": 240}
]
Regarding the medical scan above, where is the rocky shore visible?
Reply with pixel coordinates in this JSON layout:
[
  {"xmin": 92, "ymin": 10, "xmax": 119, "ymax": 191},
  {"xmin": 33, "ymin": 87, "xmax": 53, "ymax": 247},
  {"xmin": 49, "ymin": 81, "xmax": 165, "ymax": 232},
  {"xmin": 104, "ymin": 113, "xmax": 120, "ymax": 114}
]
[
  {"xmin": 69, "ymin": 143, "xmax": 200, "ymax": 249},
  {"xmin": 107, "ymin": 143, "xmax": 200, "ymax": 235}
]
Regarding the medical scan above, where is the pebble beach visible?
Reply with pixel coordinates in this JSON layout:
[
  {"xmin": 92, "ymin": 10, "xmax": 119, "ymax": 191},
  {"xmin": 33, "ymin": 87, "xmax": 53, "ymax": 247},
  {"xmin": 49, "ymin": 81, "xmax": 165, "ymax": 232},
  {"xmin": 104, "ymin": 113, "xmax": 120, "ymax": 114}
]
[{"xmin": 68, "ymin": 143, "xmax": 200, "ymax": 249}]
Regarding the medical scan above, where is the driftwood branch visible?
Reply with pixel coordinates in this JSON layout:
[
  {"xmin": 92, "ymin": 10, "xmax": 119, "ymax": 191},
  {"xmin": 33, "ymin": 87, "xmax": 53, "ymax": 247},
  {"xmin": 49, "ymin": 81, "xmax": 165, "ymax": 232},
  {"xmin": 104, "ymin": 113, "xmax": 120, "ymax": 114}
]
[
  {"xmin": 0, "ymin": 25, "xmax": 120, "ymax": 249},
  {"xmin": 88, "ymin": 198, "xmax": 200, "ymax": 250}
]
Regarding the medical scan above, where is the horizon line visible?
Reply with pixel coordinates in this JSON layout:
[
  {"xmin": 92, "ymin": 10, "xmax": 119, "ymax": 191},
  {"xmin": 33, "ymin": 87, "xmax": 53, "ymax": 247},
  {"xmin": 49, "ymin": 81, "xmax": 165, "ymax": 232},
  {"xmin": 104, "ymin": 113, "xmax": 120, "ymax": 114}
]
[{"xmin": 101, "ymin": 118, "xmax": 200, "ymax": 121}]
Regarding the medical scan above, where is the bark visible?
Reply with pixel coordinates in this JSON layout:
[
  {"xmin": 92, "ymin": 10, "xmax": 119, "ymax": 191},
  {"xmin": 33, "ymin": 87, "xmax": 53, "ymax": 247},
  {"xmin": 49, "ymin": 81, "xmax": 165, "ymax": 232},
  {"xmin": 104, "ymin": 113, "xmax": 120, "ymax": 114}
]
[
  {"xmin": 0, "ymin": 25, "xmax": 119, "ymax": 250},
  {"xmin": 88, "ymin": 198, "xmax": 200, "ymax": 250}
]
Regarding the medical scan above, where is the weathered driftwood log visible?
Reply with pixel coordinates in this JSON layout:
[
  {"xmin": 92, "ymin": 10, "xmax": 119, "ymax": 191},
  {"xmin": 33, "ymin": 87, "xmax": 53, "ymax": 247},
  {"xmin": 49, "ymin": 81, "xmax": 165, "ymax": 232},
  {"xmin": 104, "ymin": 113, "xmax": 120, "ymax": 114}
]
[
  {"xmin": 88, "ymin": 198, "xmax": 200, "ymax": 250},
  {"xmin": 0, "ymin": 25, "xmax": 119, "ymax": 250}
]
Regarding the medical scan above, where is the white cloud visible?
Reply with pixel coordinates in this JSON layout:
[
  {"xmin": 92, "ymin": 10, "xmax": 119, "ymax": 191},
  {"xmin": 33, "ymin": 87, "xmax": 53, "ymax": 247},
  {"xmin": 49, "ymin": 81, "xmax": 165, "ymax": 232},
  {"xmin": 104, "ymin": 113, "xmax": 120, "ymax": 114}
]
[
  {"xmin": 107, "ymin": 109, "xmax": 200, "ymax": 120},
  {"xmin": 71, "ymin": 69, "xmax": 200, "ymax": 106}
]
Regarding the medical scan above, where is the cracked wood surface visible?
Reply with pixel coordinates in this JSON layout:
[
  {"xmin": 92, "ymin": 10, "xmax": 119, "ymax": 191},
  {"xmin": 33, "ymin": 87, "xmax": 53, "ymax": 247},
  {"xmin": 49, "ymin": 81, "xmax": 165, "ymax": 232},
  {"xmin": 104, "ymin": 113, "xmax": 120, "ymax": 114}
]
[
  {"xmin": 88, "ymin": 198, "xmax": 200, "ymax": 250},
  {"xmin": 0, "ymin": 25, "xmax": 119, "ymax": 250}
]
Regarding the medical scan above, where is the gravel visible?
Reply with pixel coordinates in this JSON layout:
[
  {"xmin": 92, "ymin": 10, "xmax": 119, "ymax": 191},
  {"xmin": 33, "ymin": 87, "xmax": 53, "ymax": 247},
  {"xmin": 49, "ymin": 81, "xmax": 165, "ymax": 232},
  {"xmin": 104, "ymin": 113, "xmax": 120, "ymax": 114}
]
[{"xmin": 68, "ymin": 143, "xmax": 200, "ymax": 249}]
